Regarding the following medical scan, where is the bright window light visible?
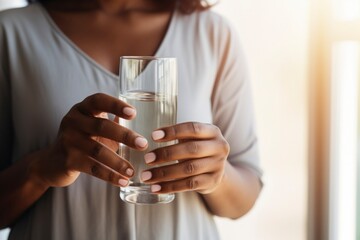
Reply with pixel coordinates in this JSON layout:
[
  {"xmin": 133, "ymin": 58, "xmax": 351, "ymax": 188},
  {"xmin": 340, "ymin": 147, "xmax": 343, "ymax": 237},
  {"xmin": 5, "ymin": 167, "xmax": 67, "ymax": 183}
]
[
  {"xmin": 0, "ymin": 0, "xmax": 26, "ymax": 11},
  {"xmin": 330, "ymin": 41, "xmax": 359, "ymax": 240},
  {"xmin": 332, "ymin": 0, "xmax": 360, "ymax": 21}
]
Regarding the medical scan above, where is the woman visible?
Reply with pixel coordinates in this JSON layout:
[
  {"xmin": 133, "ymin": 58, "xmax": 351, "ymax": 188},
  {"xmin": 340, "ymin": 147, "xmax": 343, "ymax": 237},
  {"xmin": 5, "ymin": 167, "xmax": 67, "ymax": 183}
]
[{"xmin": 0, "ymin": 0, "xmax": 262, "ymax": 239}]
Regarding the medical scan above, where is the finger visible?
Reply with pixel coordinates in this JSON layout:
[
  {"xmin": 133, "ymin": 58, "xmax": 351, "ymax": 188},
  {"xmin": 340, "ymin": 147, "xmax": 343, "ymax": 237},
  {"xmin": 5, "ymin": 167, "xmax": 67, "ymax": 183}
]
[
  {"xmin": 68, "ymin": 150, "xmax": 131, "ymax": 187},
  {"xmin": 141, "ymin": 157, "xmax": 219, "ymax": 184},
  {"xmin": 149, "ymin": 174, "xmax": 215, "ymax": 194},
  {"xmin": 65, "ymin": 110, "xmax": 148, "ymax": 150},
  {"xmin": 95, "ymin": 136, "xmax": 119, "ymax": 153},
  {"xmin": 144, "ymin": 140, "xmax": 221, "ymax": 164},
  {"xmin": 94, "ymin": 114, "xmax": 119, "ymax": 151},
  {"xmin": 77, "ymin": 93, "xmax": 136, "ymax": 120},
  {"xmin": 151, "ymin": 122, "xmax": 221, "ymax": 142},
  {"xmin": 64, "ymin": 131, "xmax": 135, "ymax": 178}
]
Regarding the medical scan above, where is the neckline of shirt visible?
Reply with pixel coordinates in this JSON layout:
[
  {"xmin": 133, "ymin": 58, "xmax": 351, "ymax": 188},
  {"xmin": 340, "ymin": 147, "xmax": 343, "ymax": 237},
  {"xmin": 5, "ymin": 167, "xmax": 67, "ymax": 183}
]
[{"xmin": 35, "ymin": 3, "xmax": 178, "ymax": 80}]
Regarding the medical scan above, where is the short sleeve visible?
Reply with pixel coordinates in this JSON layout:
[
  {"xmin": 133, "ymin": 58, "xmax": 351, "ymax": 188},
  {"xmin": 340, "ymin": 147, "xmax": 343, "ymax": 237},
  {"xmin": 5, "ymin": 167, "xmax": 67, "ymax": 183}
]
[
  {"xmin": 211, "ymin": 17, "xmax": 262, "ymax": 177},
  {"xmin": 0, "ymin": 22, "xmax": 13, "ymax": 170}
]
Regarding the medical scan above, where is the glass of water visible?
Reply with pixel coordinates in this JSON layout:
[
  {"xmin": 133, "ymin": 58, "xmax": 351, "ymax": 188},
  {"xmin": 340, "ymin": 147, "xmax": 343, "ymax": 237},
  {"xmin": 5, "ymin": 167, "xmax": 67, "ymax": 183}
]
[{"xmin": 118, "ymin": 56, "xmax": 177, "ymax": 204}]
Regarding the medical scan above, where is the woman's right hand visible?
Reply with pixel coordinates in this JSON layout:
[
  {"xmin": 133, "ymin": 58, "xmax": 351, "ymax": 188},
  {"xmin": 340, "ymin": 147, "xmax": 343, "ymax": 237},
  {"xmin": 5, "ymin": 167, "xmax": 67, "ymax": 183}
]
[{"xmin": 30, "ymin": 93, "xmax": 148, "ymax": 188}]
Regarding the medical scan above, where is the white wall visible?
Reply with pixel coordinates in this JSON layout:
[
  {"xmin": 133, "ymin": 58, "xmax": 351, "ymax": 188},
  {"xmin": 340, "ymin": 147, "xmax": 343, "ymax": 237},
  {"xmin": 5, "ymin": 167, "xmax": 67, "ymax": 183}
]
[{"xmin": 214, "ymin": 1, "xmax": 309, "ymax": 240}]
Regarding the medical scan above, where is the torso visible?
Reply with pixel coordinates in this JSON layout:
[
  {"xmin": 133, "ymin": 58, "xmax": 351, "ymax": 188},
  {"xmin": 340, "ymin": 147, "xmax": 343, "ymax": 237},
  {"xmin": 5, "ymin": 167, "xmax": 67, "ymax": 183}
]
[
  {"xmin": 0, "ymin": 3, "xmax": 238, "ymax": 239},
  {"xmin": 44, "ymin": 3, "xmax": 173, "ymax": 74}
]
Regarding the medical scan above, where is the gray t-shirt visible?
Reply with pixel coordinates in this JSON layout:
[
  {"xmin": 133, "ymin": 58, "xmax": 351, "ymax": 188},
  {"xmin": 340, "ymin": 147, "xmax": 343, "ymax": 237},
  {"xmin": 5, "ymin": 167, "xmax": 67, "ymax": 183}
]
[{"xmin": 0, "ymin": 3, "xmax": 262, "ymax": 240}]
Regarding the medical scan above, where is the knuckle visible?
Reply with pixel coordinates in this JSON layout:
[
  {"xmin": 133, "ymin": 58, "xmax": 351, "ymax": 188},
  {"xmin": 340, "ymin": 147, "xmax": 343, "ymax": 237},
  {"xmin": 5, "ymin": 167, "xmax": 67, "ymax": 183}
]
[
  {"xmin": 60, "ymin": 115, "xmax": 73, "ymax": 130},
  {"xmin": 187, "ymin": 178, "xmax": 199, "ymax": 190},
  {"xmin": 85, "ymin": 94, "xmax": 96, "ymax": 106},
  {"xmin": 92, "ymin": 93, "xmax": 104, "ymax": 102},
  {"xmin": 120, "ymin": 130, "xmax": 130, "ymax": 144},
  {"xmin": 184, "ymin": 162, "xmax": 197, "ymax": 175},
  {"xmin": 108, "ymin": 171, "xmax": 115, "ymax": 182},
  {"xmin": 116, "ymin": 161, "xmax": 128, "ymax": 174},
  {"xmin": 90, "ymin": 164, "xmax": 100, "ymax": 176},
  {"xmin": 152, "ymin": 168, "xmax": 166, "ymax": 179},
  {"xmin": 168, "ymin": 184, "xmax": 176, "ymax": 193},
  {"xmin": 90, "ymin": 143, "xmax": 103, "ymax": 158},
  {"xmin": 158, "ymin": 169, "xmax": 166, "ymax": 178},
  {"xmin": 95, "ymin": 119, "xmax": 106, "ymax": 134},
  {"xmin": 71, "ymin": 103, "xmax": 81, "ymax": 113},
  {"xmin": 73, "ymin": 102, "xmax": 81, "ymax": 109},
  {"xmin": 191, "ymin": 122, "xmax": 201, "ymax": 135},
  {"xmin": 163, "ymin": 184, "xmax": 172, "ymax": 193},
  {"xmin": 168, "ymin": 125, "xmax": 177, "ymax": 138},
  {"xmin": 110, "ymin": 99, "xmax": 121, "ymax": 113},
  {"xmin": 186, "ymin": 142, "xmax": 199, "ymax": 154},
  {"xmin": 161, "ymin": 148, "xmax": 170, "ymax": 160},
  {"xmin": 221, "ymin": 139, "xmax": 230, "ymax": 154},
  {"xmin": 88, "ymin": 93, "xmax": 103, "ymax": 108},
  {"xmin": 213, "ymin": 125, "xmax": 222, "ymax": 135}
]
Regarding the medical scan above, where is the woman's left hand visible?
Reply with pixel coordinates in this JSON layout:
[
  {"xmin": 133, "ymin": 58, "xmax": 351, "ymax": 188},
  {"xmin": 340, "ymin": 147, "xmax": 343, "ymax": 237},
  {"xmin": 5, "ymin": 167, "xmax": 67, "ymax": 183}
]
[{"xmin": 141, "ymin": 122, "xmax": 230, "ymax": 194}]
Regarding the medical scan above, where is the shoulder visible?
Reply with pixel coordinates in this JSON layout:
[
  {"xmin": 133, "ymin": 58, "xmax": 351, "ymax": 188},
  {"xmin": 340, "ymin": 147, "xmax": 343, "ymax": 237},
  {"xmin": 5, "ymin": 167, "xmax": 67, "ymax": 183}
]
[
  {"xmin": 0, "ymin": 3, "xmax": 43, "ymax": 30},
  {"xmin": 0, "ymin": 3, "xmax": 51, "ymax": 51},
  {"xmin": 0, "ymin": 4, "xmax": 49, "ymax": 71},
  {"xmin": 176, "ymin": 9, "xmax": 235, "ymax": 37},
  {"xmin": 174, "ymin": 9, "xmax": 241, "ymax": 63},
  {"xmin": 197, "ymin": 10, "xmax": 232, "ymax": 29},
  {"xmin": 175, "ymin": 9, "xmax": 239, "ymax": 51}
]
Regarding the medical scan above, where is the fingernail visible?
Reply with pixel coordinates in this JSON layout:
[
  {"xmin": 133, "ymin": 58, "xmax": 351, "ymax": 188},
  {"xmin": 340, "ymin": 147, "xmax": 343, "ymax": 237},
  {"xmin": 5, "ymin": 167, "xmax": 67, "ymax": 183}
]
[
  {"xmin": 152, "ymin": 130, "xmax": 165, "ymax": 140},
  {"xmin": 144, "ymin": 152, "xmax": 156, "ymax": 164},
  {"xmin": 135, "ymin": 137, "xmax": 148, "ymax": 148},
  {"xmin": 126, "ymin": 168, "xmax": 134, "ymax": 177},
  {"xmin": 141, "ymin": 171, "xmax": 152, "ymax": 181},
  {"xmin": 151, "ymin": 184, "xmax": 161, "ymax": 192},
  {"xmin": 123, "ymin": 107, "xmax": 136, "ymax": 116},
  {"xmin": 119, "ymin": 179, "xmax": 129, "ymax": 186}
]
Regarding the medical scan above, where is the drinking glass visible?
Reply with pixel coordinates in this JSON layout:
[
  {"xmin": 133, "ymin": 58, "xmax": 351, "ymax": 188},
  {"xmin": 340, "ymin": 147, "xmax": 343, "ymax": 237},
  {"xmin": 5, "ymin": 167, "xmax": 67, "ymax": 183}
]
[{"xmin": 118, "ymin": 56, "xmax": 177, "ymax": 204}]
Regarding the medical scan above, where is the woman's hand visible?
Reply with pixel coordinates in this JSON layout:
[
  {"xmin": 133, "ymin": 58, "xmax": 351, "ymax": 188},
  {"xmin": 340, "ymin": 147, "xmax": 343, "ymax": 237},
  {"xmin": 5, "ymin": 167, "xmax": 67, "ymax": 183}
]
[
  {"xmin": 31, "ymin": 93, "xmax": 148, "ymax": 188},
  {"xmin": 140, "ymin": 122, "xmax": 230, "ymax": 194}
]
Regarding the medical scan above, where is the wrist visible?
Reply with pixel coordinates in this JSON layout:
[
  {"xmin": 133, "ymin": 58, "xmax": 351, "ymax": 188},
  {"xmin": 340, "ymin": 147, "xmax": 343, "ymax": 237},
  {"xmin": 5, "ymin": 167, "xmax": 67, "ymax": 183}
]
[{"xmin": 25, "ymin": 149, "xmax": 51, "ymax": 192}]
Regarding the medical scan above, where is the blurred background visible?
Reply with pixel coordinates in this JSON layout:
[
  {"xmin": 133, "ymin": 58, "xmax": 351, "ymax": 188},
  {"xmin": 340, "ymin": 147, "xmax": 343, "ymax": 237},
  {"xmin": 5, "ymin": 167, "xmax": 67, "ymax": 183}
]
[{"xmin": 1, "ymin": 0, "xmax": 359, "ymax": 239}]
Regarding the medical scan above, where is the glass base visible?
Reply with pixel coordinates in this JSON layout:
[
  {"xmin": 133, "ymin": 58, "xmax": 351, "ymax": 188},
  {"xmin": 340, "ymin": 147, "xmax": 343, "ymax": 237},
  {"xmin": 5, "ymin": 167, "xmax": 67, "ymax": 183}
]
[{"xmin": 120, "ymin": 184, "xmax": 175, "ymax": 205}]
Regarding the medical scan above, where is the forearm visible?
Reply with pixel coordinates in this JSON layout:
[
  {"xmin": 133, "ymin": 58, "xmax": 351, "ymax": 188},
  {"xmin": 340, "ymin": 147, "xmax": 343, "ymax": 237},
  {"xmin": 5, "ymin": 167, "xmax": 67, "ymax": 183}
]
[
  {"xmin": 0, "ymin": 150, "xmax": 49, "ymax": 229},
  {"xmin": 201, "ymin": 161, "xmax": 262, "ymax": 219}
]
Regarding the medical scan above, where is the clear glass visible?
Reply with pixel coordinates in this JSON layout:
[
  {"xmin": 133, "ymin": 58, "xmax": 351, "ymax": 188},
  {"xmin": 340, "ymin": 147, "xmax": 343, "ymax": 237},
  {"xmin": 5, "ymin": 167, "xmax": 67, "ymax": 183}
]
[{"xmin": 118, "ymin": 56, "xmax": 177, "ymax": 204}]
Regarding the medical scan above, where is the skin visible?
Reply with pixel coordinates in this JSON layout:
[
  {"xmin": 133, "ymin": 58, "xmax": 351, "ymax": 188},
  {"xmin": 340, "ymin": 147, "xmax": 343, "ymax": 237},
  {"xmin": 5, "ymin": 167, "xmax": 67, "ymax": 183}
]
[{"xmin": 0, "ymin": 0, "xmax": 262, "ymax": 229}]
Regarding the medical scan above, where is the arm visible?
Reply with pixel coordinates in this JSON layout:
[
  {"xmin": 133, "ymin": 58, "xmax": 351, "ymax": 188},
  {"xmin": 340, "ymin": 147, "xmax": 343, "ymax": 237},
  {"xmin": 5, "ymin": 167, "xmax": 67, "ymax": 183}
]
[
  {"xmin": 201, "ymin": 163, "xmax": 262, "ymax": 219},
  {"xmin": 0, "ymin": 151, "xmax": 49, "ymax": 229},
  {"xmin": 139, "ymin": 122, "xmax": 262, "ymax": 219},
  {"xmin": 0, "ymin": 94, "xmax": 147, "ymax": 228},
  {"xmin": 0, "ymin": 21, "xmax": 46, "ymax": 228},
  {"xmin": 139, "ymin": 15, "xmax": 262, "ymax": 219},
  {"xmin": 202, "ymin": 15, "xmax": 263, "ymax": 218}
]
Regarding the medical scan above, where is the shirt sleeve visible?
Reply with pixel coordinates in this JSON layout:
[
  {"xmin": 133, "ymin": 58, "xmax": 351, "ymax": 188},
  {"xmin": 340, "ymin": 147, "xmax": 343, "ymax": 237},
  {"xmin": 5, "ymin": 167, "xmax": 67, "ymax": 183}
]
[
  {"xmin": 0, "ymin": 23, "xmax": 13, "ymax": 171},
  {"xmin": 211, "ymin": 16, "xmax": 262, "ymax": 178}
]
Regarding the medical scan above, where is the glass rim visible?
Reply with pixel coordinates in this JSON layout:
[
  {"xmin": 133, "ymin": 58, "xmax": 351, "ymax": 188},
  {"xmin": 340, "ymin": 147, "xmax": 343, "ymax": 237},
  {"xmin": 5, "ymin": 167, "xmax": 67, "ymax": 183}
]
[{"xmin": 120, "ymin": 56, "xmax": 176, "ymax": 61}]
